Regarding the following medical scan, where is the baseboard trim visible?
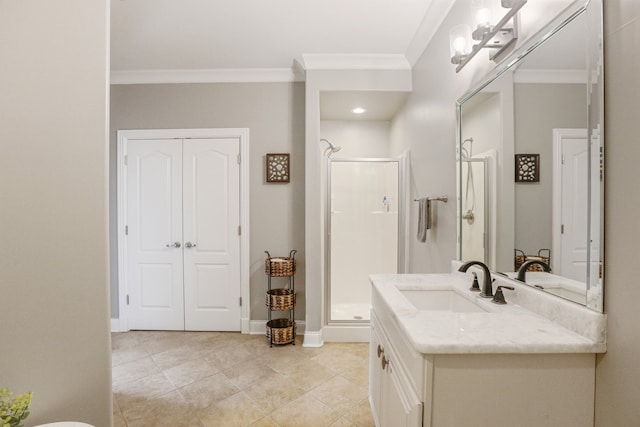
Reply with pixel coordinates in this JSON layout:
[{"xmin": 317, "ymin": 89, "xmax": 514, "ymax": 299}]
[
  {"xmin": 111, "ymin": 318, "xmax": 126, "ymax": 333},
  {"xmin": 249, "ymin": 320, "xmax": 306, "ymax": 336},
  {"xmin": 303, "ymin": 330, "xmax": 324, "ymax": 347},
  {"xmin": 111, "ymin": 318, "xmax": 280, "ymax": 335},
  {"xmin": 322, "ymin": 325, "xmax": 370, "ymax": 343}
]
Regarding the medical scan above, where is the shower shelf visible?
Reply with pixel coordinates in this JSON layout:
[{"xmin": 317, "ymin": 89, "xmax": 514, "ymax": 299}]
[{"xmin": 264, "ymin": 250, "xmax": 297, "ymax": 347}]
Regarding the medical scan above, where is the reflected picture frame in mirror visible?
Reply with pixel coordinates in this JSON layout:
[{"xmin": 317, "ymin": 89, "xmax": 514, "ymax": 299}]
[{"xmin": 455, "ymin": 0, "xmax": 604, "ymax": 312}]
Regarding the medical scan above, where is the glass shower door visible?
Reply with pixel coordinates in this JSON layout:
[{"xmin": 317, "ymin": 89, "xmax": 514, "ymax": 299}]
[{"xmin": 328, "ymin": 159, "xmax": 399, "ymax": 322}]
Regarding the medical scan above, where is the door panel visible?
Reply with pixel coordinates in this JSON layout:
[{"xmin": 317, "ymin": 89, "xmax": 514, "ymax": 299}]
[
  {"xmin": 127, "ymin": 139, "xmax": 184, "ymax": 330},
  {"xmin": 561, "ymin": 137, "xmax": 588, "ymax": 281},
  {"xmin": 183, "ymin": 138, "xmax": 241, "ymax": 331}
]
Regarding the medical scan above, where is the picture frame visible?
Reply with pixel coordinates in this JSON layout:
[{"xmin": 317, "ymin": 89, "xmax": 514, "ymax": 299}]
[
  {"xmin": 266, "ymin": 153, "xmax": 290, "ymax": 183},
  {"xmin": 515, "ymin": 153, "xmax": 540, "ymax": 182}
]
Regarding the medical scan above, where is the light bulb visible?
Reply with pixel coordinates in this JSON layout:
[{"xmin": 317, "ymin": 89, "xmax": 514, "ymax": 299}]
[
  {"xmin": 449, "ymin": 24, "xmax": 472, "ymax": 64},
  {"xmin": 453, "ymin": 37, "xmax": 467, "ymax": 54},
  {"xmin": 476, "ymin": 7, "xmax": 491, "ymax": 27}
]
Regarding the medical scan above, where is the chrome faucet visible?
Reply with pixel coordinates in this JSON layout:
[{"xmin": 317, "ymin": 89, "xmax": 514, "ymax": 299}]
[
  {"xmin": 516, "ymin": 260, "xmax": 551, "ymax": 282},
  {"xmin": 458, "ymin": 261, "xmax": 493, "ymax": 298}
]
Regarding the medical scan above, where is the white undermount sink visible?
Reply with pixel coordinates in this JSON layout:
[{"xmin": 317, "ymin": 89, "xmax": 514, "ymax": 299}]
[{"xmin": 400, "ymin": 289, "xmax": 488, "ymax": 313}]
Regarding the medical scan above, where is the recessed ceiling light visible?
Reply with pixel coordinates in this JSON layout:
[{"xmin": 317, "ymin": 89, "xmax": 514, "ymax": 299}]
[{"xmin": 351, "ymin": 107, "xmax": 367, "ymax": 114}]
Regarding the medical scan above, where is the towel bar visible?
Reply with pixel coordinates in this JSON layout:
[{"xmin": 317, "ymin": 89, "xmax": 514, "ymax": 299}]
[{"xmin": 414, "ymin": 195, "xmax": 448, "ymax": 203}]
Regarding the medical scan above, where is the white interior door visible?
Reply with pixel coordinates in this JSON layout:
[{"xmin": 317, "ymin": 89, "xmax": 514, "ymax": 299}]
[
  {"xmin": 126, "ymin": 137, "xmax": 241, "ymax": 331},
  {"xmin": 183, "ymin": 138, "xmax": 241, "ymax": 331},
  {"xmin": 127, "ymin": 139, "xmax": 184, "ymax": 330},
  {"xmin": 560, "ymin": 134, "xmax": 588, "ymax": 281}
]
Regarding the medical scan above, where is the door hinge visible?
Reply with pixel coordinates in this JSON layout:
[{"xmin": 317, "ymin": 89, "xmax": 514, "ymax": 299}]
[
  {"xmin": 239, "ymin": 297, "xmax": 242, "ymax": 306},
  {"xmin": 125, "ymin": 225, "xmax": 128, "ymax": 236},
  {"xmin": 561, "ymin": 155, "xmax": 565, "ymax": 165},
  {"xmin": 238, "ymin": 225, "xmax": 242, "ymax": 236},
  {"xmin": 124, "ymin": 154, "xmax": 128, "ymax": 166},
  {"xmin": 561, "ymin": 224, "xmax": 565, "ymax": 234},
  {"xmin": 237, "ymin": 153, "xmax": 241, "ymax": 164},
  {"xmin": 126, "ymin": 294, "xmax": 130, "ymax": 305}
]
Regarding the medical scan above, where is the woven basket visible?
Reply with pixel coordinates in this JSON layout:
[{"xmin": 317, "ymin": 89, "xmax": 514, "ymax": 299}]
[
  {"xmin": 266, "ymin": 289, "xmax": 296, "ymax": 310},
  {"xmin": 266, "ymin": 318, "xmax": 296, "ymax": 345},
  {"xmin": 514, "ymin": 249, "xmax": 550, "ymax": 271},
  {"xmin": 265, "ymin": 257, "xmax": 296, "ymax": 276}
]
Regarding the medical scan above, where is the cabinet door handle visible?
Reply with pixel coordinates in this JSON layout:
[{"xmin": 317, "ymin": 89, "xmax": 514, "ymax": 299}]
[
  {"xmin": 377, "ymin": 344, "xmax": 384, "ymax": 358},
  {"xmin": 381, "ymin": 355, "xmax": 389, "ymax": 370}
]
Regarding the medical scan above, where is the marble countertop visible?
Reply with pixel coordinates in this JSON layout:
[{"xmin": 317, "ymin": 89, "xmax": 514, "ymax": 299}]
[{"xmin": 370, "ymin": 273, "xmax": 607, "ymax": 354}]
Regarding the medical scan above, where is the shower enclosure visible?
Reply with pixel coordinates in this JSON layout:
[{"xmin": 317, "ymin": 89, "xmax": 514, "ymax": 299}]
[{"xmin": 326, "ymin": 158, "xmax": 401, "ymax": 323}]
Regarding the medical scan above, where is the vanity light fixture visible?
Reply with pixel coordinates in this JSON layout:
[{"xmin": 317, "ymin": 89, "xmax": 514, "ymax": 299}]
[
  {"xmin": 450, "ymin": 0, "xmax": 527, "ymax": 73},
  {"xmin": 351, "ymin": 107, "xmax": 367, "ymax": 114},
  {"xmin": 471, "ymin": 0, "xmax": 493, "ymax": 40}
]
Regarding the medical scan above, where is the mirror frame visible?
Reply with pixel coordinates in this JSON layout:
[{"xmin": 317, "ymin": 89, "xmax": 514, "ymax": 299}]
[{"xmin": 455, "ymin": 0, "xmax": 604, "ymax": 312}]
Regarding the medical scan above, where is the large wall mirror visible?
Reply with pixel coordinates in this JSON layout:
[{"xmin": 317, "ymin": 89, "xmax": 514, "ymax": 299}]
[{"xmin": 456, "ymin": 0, "xmax": 603, "ymax": 312}]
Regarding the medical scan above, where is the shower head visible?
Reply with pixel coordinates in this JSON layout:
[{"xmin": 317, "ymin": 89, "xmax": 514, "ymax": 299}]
[{"xmin": 320, "ymin": 138, "xmax": 342, "ymax": 157}]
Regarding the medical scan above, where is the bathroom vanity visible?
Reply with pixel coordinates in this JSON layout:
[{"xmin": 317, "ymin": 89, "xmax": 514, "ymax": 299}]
[{"xmin": 368, "ymin": 271, "xmax": 606, "ymax": 427}]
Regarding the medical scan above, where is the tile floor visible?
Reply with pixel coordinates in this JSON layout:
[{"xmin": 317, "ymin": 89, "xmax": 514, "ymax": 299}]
[{"xmin": 112, "ymin": 331, "xmax": 375, "ymax": 427}]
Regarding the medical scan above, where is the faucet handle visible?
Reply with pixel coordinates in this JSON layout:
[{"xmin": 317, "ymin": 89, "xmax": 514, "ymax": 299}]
[{"xmin": 492, "ymin": 286, "xmax": 515, "ymax": 305}]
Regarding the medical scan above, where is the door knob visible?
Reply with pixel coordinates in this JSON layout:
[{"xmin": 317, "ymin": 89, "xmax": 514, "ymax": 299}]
[
  {"xmin": 185, "ymin": 242, "xmax": 196, "ymax": 249},
  {"xmin": 166, "ymin": 242, "xmax": 181, "ymax": 248},
  {"xmin": 381, "ymin": 355, "xmax": 389, "ymax": 370}
]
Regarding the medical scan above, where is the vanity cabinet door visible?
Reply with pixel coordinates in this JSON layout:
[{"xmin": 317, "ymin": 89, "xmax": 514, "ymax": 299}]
[
  {"xmin": 370, "ymin": 312, "xmax": 422, "ymax": 427},
  {"xmin": 382, "ymin": 358, "xmax": 423, "ymax": 427},
  {"xmin": 369, "ymin": 321, "xmax": 384, "ymax": 426}
]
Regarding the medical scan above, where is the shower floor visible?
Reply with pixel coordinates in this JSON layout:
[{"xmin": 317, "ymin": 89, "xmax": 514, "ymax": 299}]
[{"xmin": 330, "ymin": 303, "xmax": 371, "ymax": 322}]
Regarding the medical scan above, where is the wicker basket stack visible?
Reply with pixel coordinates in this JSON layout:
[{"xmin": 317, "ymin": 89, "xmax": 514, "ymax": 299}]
[{"xmin": 265, "ymin": 250, "xmax": 297, "ymax": 346}]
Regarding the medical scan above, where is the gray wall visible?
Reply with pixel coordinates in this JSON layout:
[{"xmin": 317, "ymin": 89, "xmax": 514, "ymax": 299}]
[
  {"xmin": 389, "ymin": 0, "xmax": 491, "ymax": 273},
  {"xmin": 595, "ymin": 0, "xmax": 640, "ymax": 423},
  {"xmin": 514, "ymin": 83, "xmax": 587, "ymax": 255},
  {"xmin": 110, "ymin": 83, "xmax": 306, "ymax": 322},
  {"xmin": 0, "ymin": 1, "xmax": 112, "ymax": 425}
]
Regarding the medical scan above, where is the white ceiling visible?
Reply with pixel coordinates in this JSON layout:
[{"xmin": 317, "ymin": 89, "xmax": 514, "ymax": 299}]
[
  {"xmin": 111, "ymin": 0, "xmax": 452, "ymax": 75},
  {"xmin": 320, "ymin": 91, "xmax": 409, "ymax": 121},
  {"xmin": 110, "ymin": 0, "xmax": 454, "ymax": 119}
]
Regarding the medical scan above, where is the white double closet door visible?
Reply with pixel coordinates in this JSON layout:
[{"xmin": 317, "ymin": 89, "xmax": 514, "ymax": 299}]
[{"xmin": 126, "ymin": 137, "xmax": 240, "ymax": 331}]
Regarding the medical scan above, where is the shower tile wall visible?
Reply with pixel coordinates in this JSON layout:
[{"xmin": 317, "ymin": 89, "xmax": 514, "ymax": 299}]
[{"xmin": 330, "ymin": 161, "xmax": 398, "ymax": 321}]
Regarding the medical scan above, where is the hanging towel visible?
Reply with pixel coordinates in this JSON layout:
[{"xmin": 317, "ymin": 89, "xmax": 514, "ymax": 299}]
[{"xmin": 416, "ymin": 198, "xmax": 431, "ymax": 242}]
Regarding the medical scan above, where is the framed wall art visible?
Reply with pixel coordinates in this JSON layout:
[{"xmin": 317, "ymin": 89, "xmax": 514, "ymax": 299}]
[
  {"xmin": 266, "ymin": 153, "xmax": 290, "ymax": 183},
  {"xmin": 515, "ymin": 153, "xmax": 540, "ymax": 183}
]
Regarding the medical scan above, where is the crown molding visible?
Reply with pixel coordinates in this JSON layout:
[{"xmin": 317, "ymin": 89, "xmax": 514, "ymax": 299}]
[
  {"xmin": 513, "ymin": 69, "xmax": 587, "ymax": 84},
  {"xmin": 297, "ymin": 54, "xmax": 411, "ymax": 71},
  {"xmin": 111, "ymin": 68, "xmax": 303, "ymax": 85},
  {"xmin": 404, "ymin": 0, "xmax": 456, "ymax": 67}
]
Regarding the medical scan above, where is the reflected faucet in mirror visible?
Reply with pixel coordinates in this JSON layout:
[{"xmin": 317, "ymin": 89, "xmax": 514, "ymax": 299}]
[
  {"xmin": 516, "ymin": 259, "xmax": 551, "ymax": 282},
  {"xmin": 458, "ymin": 261, "xmax": 493, "ymax": 298}
]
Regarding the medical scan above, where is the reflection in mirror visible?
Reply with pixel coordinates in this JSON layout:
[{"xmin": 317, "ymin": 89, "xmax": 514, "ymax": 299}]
[
  {"xmin": 456, "ymin": 0, "xmax": 603, "ymax": 312},
  {"xmin": 459, "ymin": 155, "xmax": 489, "ymax": 263}
]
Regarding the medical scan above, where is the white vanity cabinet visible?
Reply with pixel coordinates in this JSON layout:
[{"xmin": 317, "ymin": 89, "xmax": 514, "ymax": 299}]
[
  {"xmin": 370, "ymin": 312, "xmax": 422, "ymax": 427},
  {"xmin": 369, "ymin": 276, "xmax": 602, "ymax": 427}
]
